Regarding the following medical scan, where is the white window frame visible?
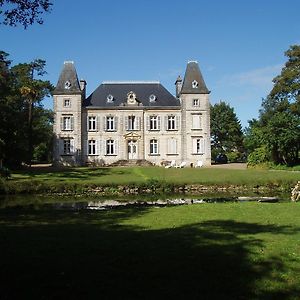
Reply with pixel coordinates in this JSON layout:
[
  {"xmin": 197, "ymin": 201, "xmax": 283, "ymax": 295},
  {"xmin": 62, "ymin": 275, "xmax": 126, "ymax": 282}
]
[
  {"xmin": 106, "ymin": 116, "xmax": 115, "ymax": 131},
  {"xmin": 150, "ymin": 139, "xmax": 159, "ymax": 155},
  {"xmin": 62, "ymin": 115, "xmax": 73, "ymax": 131},
  {"xmin": 62, "ymin": 138, "xmax": 74, "ymax": 155},
  {"xmin": 106, "ymin": 139, "xmax": 116, "ymax": 155},
  {"xmin": 126, "ymin": 115, "xmax": 140, "ymax": 131},
  {"xmin": 88, "ymin": 140, "xmax": 97, "ymax": 155},
  {"xmin": 193, "ymin": 99, "xmax": 200, "ymax": 107},
  {"xmin": 193, "ymin": 137, "xmax": 205, "ymax": 154},
  {"xmin": 167, "ymin": 116, "xmax": 176, "ymax": 130},
  {"xmin": 63, "ymin": 98, "xmax": 71, "ymax": 107},
  {"xmin": 88, "ymin": 116, "xmax": 97, "ymax": 131},
  {"xmin": 149, "ymin": 115, "xmax": 160, "ymax": 131}
]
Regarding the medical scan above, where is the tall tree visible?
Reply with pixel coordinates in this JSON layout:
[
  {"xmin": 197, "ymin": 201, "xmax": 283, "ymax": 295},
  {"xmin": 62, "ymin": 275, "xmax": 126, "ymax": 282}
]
[
  {"xmin": 0, "ymin": 52, "xmax": 53, "ymax": 167},
  {"xmin": 11, "ymin": 59, "xmax": 53, "ymax": 164},
  {"xmin": 210, "ymin": 101, "xmax": 244, "ymax": 154},
  {"xmin": 0, "ymin": 0, "xmax": 52, "ymax": 28},
  {"xmin": 246, "ymin": 45, "xmax": 300, "ymax": 166}
]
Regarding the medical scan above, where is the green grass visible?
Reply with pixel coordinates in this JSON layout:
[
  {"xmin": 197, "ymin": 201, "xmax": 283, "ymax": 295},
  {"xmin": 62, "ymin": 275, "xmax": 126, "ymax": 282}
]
[
  {"xmin": 0, "ymin": 202, "xmax": 300, "ymax": 299},
  {"xmin": 10, "ymin": 166, "xmax": 300, "ymax": 185}
]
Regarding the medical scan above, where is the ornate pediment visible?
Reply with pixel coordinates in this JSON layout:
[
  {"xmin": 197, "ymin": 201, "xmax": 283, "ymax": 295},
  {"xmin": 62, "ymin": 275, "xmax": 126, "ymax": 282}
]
[{"xmin": 124, "ymin": 132, "xmax": 141, "ymax": 140}]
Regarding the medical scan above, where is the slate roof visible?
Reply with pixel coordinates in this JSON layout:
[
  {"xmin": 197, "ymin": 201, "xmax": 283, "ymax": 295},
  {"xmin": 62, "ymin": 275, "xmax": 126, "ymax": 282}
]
[
  {"xmin": 181, "ymin": 61, "xmax": 210, "ymax": 94},
  {"xmin": 53, "ymin": 61, "xmax": 81, "ymax": 95},
  {"xmin": 84, "ymin": 82, "xmax": 180, "ymax": 108}
]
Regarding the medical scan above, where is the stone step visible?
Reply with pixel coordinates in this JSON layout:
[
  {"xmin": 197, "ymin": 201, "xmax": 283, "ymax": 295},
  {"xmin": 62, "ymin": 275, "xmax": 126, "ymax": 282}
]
[{"xmin": 109, "ymin": 159, "xmax": 153, "ymax": 167}]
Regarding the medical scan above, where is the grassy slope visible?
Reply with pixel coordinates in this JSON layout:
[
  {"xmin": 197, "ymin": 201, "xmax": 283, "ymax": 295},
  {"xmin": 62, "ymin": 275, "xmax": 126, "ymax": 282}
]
[{"xmin": 0, "ymin": 202, "xmax": 299, "ymax": 299}]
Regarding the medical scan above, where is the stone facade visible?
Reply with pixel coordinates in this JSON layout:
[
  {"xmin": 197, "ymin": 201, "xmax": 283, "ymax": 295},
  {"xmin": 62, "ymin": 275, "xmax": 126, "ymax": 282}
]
[{"xmin": 53, "ymin": 61, "xmax": 211, "ymax": 166}]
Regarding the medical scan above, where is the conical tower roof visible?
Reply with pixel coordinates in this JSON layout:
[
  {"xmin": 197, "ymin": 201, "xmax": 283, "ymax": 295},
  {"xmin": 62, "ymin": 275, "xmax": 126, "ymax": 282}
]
[
  {"xmin": 53, "ymin": 61, "xmax": 81, "ymax": 95},
  {"xmin": 181, "ymin": 61, "xmax": 209, "ymax": 94}
]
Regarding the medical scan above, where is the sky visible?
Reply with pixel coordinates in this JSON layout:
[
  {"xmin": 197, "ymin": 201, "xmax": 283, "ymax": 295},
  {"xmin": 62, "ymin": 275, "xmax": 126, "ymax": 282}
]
[{"xmin": 1, "ymin": 0, "xmax": 300, "ymax": 128}]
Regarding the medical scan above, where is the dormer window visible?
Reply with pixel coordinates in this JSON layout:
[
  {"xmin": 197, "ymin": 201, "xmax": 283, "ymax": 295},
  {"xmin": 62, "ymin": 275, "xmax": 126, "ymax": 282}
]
[
  {"xmin": 127, "ymin": 91, "xmax": 137, "ymax": 104},
  {"xmin": 149, "ymin": 94, "xmax": 156, "ymax": 102},
  {"xmin": 64, "ymin": 80, "xmax": 71, "ymax": 89},
  {"xmin": 107, "ymin": 94, "xmax": 114, "ymax": 103},
  {"xmin": 192, "ymin": 80, "xmax": 198, "ymax": 89}
]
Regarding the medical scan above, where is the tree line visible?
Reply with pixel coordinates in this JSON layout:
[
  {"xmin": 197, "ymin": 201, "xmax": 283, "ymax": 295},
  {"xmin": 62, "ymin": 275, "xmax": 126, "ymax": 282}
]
[{"xmin": 211, "ymin": 45, "xmax": 300, "ymax": 167}]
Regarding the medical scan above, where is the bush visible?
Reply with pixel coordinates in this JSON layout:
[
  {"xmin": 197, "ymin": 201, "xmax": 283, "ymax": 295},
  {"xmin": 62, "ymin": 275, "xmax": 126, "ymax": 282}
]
[{"xmin": 247, "ymin": 147, "xmax": 269, "ymax": 166}]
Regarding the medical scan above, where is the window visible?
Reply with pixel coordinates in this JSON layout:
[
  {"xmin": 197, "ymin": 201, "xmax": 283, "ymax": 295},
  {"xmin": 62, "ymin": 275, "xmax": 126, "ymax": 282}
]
[
  {"xmin": 149, "ymin": 116, "xmax": 160, "ymax": 130},
  {"xmin": 62, "ymin": 139, "xmax": 74, "ymax": 155},
  {"xmin": 150, "ymin": 139, "xmax": 158, "ymax": 155},
  {"xmin": 88, "ymin": 140, "xmax": 97, "ymax": 155},
  {"xmin": 107, "ymin": 94, "xmax": 114, "ymax": 103},
  {"xmin": 149, "ymin": 94, "xmax": 156, "ymax": 102},
  {"xmin": 192, "ymin": 80, "xmax": 198, "ymax": 88},
  {"xmin": 126, "ymin": 115, "xmax": 139, "ymax": 131},
  {"xmin": 193, "ymin": 138, "xmax": 205, "ymax": 154},
  {"xmin": 106, "ymin": 139, "xmax": 116, "ymax": 155},
  {"xmin": 167, "ymin": 138, "xmax": 177, "ymax": 154},
  {"xmin": 88, "ymin": 116, "xmax": 97, "ymax": 131},
  {"xmin": 193, "ymin": 99, "xmax": 199, "ymax": 107},
  {"xmin": 64, "ymin": 98, "xmax": 71, "ymax": 107},
  {"xmin": 192, "ymin": 114, "xmax": 202, "ymax": 129},
  {"xmin": 167, "ymin": 116, "xmax": 177, "ymax": 130},
  {"xmin": 62, "ymin": 116, "xmax": 73, "ymax": 131},
  {"xmin": 106, "ymin": 116, "xmax": 115, "ymax": 131}
]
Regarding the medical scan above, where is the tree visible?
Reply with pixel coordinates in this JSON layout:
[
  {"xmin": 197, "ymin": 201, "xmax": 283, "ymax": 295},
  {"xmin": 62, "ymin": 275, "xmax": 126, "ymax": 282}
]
[
  {"xmin": 11, "ymin": 59, "xmax": 53, "ymax": 164},
  {"xmin": 0, "ymin": 0, "xmax": 52, "ymax": 28},
  {"xmin": 210, "ymin": 101, "xmax": 244, "ymax": 161},
  {"xmin": 0, "ymin": 51, "xmax": 53, "ymax": 167},
  {"xmin": 246, "ymin": 45, "xmax": 300, "ymax": 166}
]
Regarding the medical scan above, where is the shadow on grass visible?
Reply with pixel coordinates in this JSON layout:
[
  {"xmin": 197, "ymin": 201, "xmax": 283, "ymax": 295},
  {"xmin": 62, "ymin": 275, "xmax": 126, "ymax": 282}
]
[
  {"xmin": 0, "ymin": 208, "xmax": 299, "ymax": 299},
  {"xmin": 12, "ymin": 167, "xmax": 133, "ymax": 181}
]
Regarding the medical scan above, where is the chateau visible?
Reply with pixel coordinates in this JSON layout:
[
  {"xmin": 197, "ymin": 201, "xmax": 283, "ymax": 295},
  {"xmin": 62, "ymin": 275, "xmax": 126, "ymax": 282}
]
[{"xmin": 52, "ymin": 61, "xmax": 211, "ymax": 167}]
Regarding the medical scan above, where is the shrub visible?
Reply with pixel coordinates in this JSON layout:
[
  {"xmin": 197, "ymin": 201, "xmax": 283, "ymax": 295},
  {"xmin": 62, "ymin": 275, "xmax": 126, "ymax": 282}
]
[{"xmin": 247, "ymin": 147, "xmax": 269, "ymax": 166}]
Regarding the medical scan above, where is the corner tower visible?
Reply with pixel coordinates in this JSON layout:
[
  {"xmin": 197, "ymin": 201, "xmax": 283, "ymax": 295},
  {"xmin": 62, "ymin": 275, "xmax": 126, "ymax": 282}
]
[
  {"xmin": 179, "ymin": 61, "xmax": 211, "ymax": 165},
  {"xmin": 52, "ymin": 61, "xmax": 84, "ymax": 166}
]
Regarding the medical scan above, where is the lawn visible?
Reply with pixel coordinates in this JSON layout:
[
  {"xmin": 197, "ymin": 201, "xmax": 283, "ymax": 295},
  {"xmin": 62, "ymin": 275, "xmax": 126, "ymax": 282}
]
[
  {"xmin": 10, "ymin": 166, "xmax": 300, "ymax": 186},
  {"xmin": 0, "ymin": 202, "xmax": 300, "ymax": 299}
]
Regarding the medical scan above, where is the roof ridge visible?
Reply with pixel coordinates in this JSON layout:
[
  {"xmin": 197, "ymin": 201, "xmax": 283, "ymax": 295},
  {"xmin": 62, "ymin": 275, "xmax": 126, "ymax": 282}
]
[{"xmin": 102, "ymin": 81, "xmax": 160, "ymax": 84}]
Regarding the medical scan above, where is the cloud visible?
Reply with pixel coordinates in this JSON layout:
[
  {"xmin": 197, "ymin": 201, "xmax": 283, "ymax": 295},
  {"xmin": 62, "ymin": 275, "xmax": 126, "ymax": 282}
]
[{"xmin": 216, "ymin": 64, "xmax": 283, "ymax": 89}]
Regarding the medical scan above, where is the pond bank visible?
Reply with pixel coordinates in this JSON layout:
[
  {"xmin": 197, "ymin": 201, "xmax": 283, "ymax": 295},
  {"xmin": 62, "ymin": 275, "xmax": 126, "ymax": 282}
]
[{"xmin": 0, "ymin": 179, "xmax": 294, "ymax": 197}]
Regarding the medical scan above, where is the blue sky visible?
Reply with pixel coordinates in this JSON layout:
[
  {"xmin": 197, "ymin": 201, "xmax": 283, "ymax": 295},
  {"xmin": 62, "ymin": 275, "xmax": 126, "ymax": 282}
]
[{"xmin": 1, "ymin": 0, "xmax": 300, "ymax": 127}]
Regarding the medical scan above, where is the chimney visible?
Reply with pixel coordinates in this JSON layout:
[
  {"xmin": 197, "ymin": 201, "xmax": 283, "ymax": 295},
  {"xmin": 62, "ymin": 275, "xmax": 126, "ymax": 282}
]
[
  {"xmin": 79, "ymin": 79, "xmax": 87, "ymax": 99},
  {"xmin": 175, "ymin": 75, "xmax": 183, "ymax": 98}
]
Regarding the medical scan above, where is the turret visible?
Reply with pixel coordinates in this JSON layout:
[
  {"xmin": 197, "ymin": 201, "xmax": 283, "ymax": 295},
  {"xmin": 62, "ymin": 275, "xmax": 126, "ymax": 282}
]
[
  {"xmin": 52, "ymin": 61, "xmax": 83, "ymax": 166},
  {"xmin": 180, "ymin": 60, "xmax": 211, "ymax": 166}
]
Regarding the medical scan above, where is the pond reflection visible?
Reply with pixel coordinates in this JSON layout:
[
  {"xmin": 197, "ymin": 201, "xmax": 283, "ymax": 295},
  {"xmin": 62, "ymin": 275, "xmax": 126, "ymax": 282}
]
[{"xmin": 0, "ymin": 193, "xmax": 289, "ymax": 210}]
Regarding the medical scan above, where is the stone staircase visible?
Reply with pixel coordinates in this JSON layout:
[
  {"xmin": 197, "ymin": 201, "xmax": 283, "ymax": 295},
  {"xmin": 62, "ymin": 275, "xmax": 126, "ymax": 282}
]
[{"xmin": 109, "ymin": 159, "xmax": 154, "ymax": 167}]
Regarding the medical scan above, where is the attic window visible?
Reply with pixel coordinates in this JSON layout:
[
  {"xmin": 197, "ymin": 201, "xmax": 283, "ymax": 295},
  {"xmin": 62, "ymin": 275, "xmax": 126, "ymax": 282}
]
[
  {"xmin": 107, "ymin": 94, "xmax": 114, "ymax": 103},
  {"xmin": 64, "ymin": 81, "xmax": 71, "ymax": 89},
  {"xmin": 149, "ymin": 94, "xmax": 156, "ymax": 102},
  {"xmin": 192, "ymin": 80, "xmax": 198, "ymax": 89}
]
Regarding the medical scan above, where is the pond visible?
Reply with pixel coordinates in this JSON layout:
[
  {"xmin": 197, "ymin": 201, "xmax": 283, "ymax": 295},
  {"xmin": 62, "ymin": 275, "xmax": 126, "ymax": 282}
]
[{"xmin": 0, "ymin": 192, "xmax": 291, "ymax": 210}]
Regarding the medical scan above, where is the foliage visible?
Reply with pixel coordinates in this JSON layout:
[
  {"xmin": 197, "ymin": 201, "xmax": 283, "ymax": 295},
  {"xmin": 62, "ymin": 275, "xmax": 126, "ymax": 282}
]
[
  {"xmin": 0, "ymin": 0, "xmax": 52, "ymax": 28},
  {"xmin": 210, "ymin": 101, "xmax": 244, "ymax": 155},
  {"xmin": 247, "ymin": 146, "xmax": 269, "ymax": 166},
  {"xmin": 245, "ymin": 45, "xmax": 300, "ymax": 166},
  {"xmin": 0, "ymin": 51, "xmax": 53, "ymax": 167}
]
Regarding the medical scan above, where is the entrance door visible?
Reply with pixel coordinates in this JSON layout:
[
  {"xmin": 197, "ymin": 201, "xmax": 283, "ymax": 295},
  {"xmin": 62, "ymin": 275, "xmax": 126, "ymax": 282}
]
[{"xmin": 128, "ymin": 140, "xmax": 138, "ymax": 159}]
